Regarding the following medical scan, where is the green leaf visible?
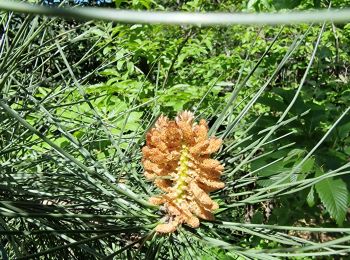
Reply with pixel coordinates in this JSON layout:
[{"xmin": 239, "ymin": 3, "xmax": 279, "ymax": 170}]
[
  {"xmin": 301, "ymin": 157, "xmax": 315, "ymax": 173},
  {"xmin": 344, "ymin": 146, "xmax": 350, "ymax": 155},
  {"xmin": 315, "ymin": 176, "xmax": 349, "ymax": 226},
  {"xmin": 337, "ymin": 121, "xmax": 350, "ymax": 139}
]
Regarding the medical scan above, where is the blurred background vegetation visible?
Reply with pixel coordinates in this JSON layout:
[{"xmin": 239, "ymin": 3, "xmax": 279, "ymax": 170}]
[{"xmin": 1, "ymin": 0, "xmax": 350, "ymax": 259}]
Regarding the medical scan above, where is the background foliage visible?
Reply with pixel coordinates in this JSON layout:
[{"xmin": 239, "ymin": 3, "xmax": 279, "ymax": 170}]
[{"xmin": 1, "ymin": 0, "xmax": 350, "ymax": 259}]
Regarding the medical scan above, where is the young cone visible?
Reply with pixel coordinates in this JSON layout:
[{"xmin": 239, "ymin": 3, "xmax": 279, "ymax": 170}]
[{"xmin": 142, "ymin": 111, "xmax": 224, "ymax": 233}]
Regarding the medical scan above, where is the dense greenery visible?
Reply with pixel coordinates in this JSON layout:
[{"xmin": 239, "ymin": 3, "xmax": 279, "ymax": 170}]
[
  {"xmin": 1, "ymin": 0, "xmax": 350, "ymax": 259},
  {"xmin": 41, "ymin": 0, "xmax": 113, "ymax": 6}
]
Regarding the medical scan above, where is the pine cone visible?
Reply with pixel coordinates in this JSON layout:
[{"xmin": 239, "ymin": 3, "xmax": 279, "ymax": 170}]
[{"xmin": 142, "ymin": 111, "xmax": 224, "ymax": 233}]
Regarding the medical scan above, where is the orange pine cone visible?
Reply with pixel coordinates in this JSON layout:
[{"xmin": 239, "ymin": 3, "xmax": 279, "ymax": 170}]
[{"xmin": 142, "ymin": 111, "xmax": 224, "ymax": 233}]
